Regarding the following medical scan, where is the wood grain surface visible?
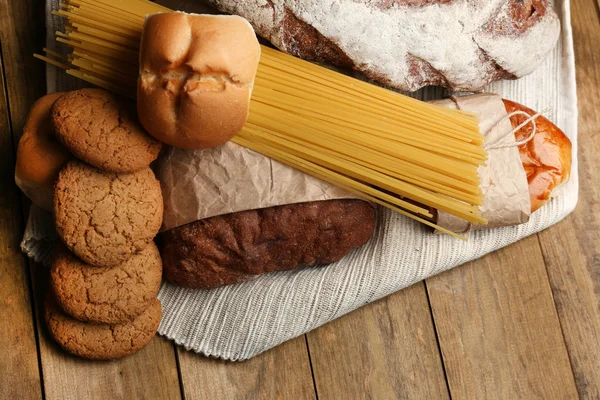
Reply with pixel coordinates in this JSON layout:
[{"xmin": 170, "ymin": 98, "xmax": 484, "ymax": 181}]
[
  {"xmin": 0, "ymin": 0, "xmax": 598, "ymax": 398},
  {"xmin": 177, "ymin": 337, "xmax": 316, "ymax": 400},
  {"xmin": 537, "ymin": 0, "xmax": 600, "ymax": 397},
  {"xmin": 38, "ymin": 324, "xmax": 182, "ymax": 400},
  {"xmin": 0, "ymin": 0, "xmax": 184, "ymax": 399},
  {"xmin": 0, "ymin": 30, "xmax": 44, "ymax": 400},
  {"xmin": 0, "ymin": 0, "xmax": 47, "ymax": 136},
  {"xmin": 427, "ymin": 235, "xmax": 578, "ymax": 399},
  {"xmin": 307, "ymin": 283, "xmax": 450, "ymax": 400},
  {"xmin": 33, "ymin": 273, "xmax": 181, "ymax": 400},
  {"xmin": 0, "ymin": 0, "xmax": 48, "ymax": 398}
]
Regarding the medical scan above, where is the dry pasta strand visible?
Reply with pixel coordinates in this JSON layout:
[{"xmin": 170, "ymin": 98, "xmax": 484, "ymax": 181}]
[{"xmin": 36, "ymin": 0, "xmax": 490, "ymax": 236}]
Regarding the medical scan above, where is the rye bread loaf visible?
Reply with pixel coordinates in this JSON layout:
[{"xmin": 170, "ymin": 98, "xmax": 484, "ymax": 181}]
[
  {"xmin": 207, "ymin": 0, "xmax": 560, "ymax": 92},
  {"xmin": 160, "ymin": 199, "xmax": 376, "ymax": 289}
]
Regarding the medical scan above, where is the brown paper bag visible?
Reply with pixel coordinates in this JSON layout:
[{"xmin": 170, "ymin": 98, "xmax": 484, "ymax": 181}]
[
  {"xmin": 156, "ymin": 93, "xmax": 531, "ymax": 234},
  {"xmin": 156, "ymin": 142, "xmax": 356, "ymax": 231},
  {"xmin": 430, "ymin": 93, "xmax": 531, "ymax": 233}
]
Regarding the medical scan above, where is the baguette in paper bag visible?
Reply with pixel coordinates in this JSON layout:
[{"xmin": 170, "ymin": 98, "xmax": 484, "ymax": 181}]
[
  {"xmin": 156, "ymin": 143, "xmax": 376, "ymax": 289},
  {"xmin": 431, "ymin": 94, "xmax": 572, "ymax": 233},
  {"xmin": 155, "ymin": 93, "xmax": 570, "ymax": 289}
]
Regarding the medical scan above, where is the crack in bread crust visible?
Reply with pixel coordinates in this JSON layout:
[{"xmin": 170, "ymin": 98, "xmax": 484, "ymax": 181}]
[
  {"xmin": 137, "ymin": 12, "xmax": 260, "ymax": 148},
  {"xmin": 208, "ymin": 0, "xmax": 559, "ymax": 92}
]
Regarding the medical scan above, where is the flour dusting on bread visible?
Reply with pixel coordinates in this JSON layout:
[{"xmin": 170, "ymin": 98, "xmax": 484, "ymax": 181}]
[{"xmin": 209, "ymin": 0, "xmax": 560, "ymax": 91}]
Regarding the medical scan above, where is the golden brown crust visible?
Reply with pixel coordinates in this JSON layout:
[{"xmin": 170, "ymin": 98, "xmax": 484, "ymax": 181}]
[
  {"xmin": 503, "ymin": 99, "xmax": 572, "ymax": 213},
  {"xmin": 138, "ymin": 12, "xmax": 261, "ymax": 149},
  {"xmin": 54, "ymin": 161, "xmax": 163, "ymax": 268},
  {"xmin": 50, "ymin": 243, "xmax": 163, "ymax": 324},
  {"xmin": 15, "ymin": 92, "xmax": 71, "ymax": 210},
  {"xmin": 51, "ymin": 89, "xmax": 162, "ymax": 173},
  {"xmin": 45, "ymin": 294, "xmax": 161, "ymax": 360}
]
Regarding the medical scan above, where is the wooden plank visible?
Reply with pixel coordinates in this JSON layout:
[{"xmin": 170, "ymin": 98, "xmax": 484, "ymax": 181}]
[
  {"xmin": 177, "ymin": 337, "xmax": 316, "ymax": 400},
  {"xmin": 32, "ymin": 276, "xmax": 181, "ymax": 400},
  {"xmin": 155, "ymin": 3, "xmax": 317, "ymax": 399},
  {"xmin": 536, "ymin": 0, "xmax": 600, "ymax": 397},
  {"xmin": 35, "ymin": 268, "xmax": 182, "ymax": 400},
  {"xmin": 0, "ymin": 0, "xmax": 47, "ymax": 137},
  {"xmin": 426, "ymin": 236, "xmax": 578, "ymax": 399},
  {"xmin": 37, "ymin": 309, "xmax": 183, "ymax": 400},
  {"xmin": 0, "ymin": 0, "xmax": 185, "ymax": 399},
  {"xmin": 307, "ymin": 283, "xmax": 450, "ymax": 400},
  {"xmin": 0, "ymin": 42, "xmax": 44, "ymax": 400},
  {"xmin": 1, "ymin": 0, "xmax": 50, "ymax": 398}
]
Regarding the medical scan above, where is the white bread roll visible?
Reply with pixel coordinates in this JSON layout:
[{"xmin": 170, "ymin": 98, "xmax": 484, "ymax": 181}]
[{"xmin": 137, "ymin": 12, "xmax": 261, "ymax": 149}]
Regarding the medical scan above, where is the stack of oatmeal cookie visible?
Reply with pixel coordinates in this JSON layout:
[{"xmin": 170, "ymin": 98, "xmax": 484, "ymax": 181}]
[{"xmin": 26, "ymin": 88, "xmax": 165, "ymax": 360}]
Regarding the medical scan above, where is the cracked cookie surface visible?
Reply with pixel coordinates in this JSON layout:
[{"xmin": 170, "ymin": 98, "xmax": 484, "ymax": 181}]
[
  {"xmin": 45, "ymin": 294, "xmax": 161, "ymax": 360},
  {"xmin": 51, "ymin": 88, "xmax": 162, "ymax": 173},
  {"xmin": 54, "ymin": 160, "xmax": 163, "ymax": 267},
  {"xmin": 51, "ymin": 243, "xmax": 163, "ymax": 324}
]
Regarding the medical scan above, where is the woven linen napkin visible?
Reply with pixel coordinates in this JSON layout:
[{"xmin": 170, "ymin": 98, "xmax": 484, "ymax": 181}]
[{"xmin": 33, "ymin": 0, "xmax": 577, "ymax": 360}]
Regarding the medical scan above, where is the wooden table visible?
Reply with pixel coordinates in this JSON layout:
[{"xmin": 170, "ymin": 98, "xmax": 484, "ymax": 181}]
[{"xmin": 1, "ymin": 0, "xmax": 598, "ymax": 398}]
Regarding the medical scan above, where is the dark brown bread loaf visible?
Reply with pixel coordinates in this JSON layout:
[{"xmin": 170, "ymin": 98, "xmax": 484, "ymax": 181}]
[
  {"xmin": 207, "ymin": 0, "xmax": 560, "ymax": 92},
  {"xmin": 160, "ymin": 199, "xmax": 376, "ymax": 289}
]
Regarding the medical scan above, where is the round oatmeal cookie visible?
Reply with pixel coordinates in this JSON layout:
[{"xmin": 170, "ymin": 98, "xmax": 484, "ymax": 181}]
[
  {"xmin": 54, "ymin": 160, "xmax": 163, "ymax": 268},
  {"xmin": 45, "ymin": 294, "xmax": 161, "ymax": 360},
  {"xmin": 51, "ymin": 88, "xmax": 162, "ymax": 173},
  {"xmin": 50, "ymin": 243, "xmax": 163, "ymax": 324}
]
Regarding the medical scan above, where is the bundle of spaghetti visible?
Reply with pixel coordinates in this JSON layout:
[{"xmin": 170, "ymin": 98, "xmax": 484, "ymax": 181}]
[{"xmin": 35, "ymin": 0, "xmax": 488, "ymax": 238}]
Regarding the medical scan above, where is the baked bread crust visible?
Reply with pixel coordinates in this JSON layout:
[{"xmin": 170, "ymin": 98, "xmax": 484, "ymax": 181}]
[
  {"xmin": 138, "ymin": 12, "xmax": 261, "ymax": 149},
  {"xmin": 503, "ymin": 99, "xmax": 572, "ymax": 213},
  {"xmin": 160, "ymin": 199, "xmax": 376, "ymax": 289},
  {"xmin": 208, "ymin": 0, "xmax": 560, "ymax": 91},
  {"xmin": 15, "ymin": 92, "xmax": 71, "ymax": 210}
]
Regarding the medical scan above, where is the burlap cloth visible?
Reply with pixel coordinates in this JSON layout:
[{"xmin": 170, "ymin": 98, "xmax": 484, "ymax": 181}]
[{"xmin": 31, "ymin": 0, "xmax": 577, "ymax": 360}]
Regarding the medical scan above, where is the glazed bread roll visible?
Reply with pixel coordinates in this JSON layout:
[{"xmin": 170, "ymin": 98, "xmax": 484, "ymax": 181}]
[
  {"xmin": 502, "ymin": 99, "xmax": 572, "ymax": 213},
  {"xmin": 137, "ymin": 12, "xmax": 261, "ymax": 149},
  {"xmin": 427, "ymin": 99, "xmax": 572, "ymax": 225},
  {"xmin": 15, "ymin": 92, "xmax": 71, "ymax": 210}
]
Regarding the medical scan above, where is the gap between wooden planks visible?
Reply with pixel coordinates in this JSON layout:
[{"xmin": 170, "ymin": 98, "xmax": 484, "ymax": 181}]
[
  {"xmin": 0, "ymin": 32, "xmax": 44, "ymax": 400},
  {"xmin": 0, "ymin": 0, "xmax": 182, "ymax": 398},
  {"xmin": 536, "ymin": 0, "xmax": 600, "ymax": 397},
  {"xmin": 1, "ymin": 0, "xmax": 599, "ymax": 399},
  {"xmin": 0, "ymin": 0, "xmax": 320, "ymax": 399}
]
